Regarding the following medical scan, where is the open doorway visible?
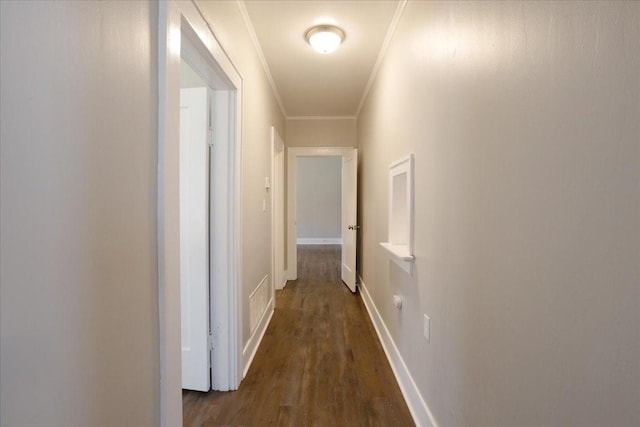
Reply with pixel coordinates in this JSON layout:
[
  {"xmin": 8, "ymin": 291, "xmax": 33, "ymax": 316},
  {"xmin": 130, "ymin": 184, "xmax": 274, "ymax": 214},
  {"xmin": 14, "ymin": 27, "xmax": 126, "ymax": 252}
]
[
  {"xmin": 296, "ymin": 156, "xmax": 342, "ymax": 246},
  {"xmin": 158, "ymin": 2, "xmax": 244, "ymax": 423},
  {"xmin": 178, "ymin": 26, "xmax": 241, "ymax": 393},
  {"xmin": 287, "ymin": 147, "xmax": 358, "ymax": 293}
]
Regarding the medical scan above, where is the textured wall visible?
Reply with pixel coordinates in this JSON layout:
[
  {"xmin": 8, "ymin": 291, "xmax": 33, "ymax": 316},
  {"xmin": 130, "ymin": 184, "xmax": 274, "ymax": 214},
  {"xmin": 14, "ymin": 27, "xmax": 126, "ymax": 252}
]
[
  {"xmin": 1, "ymin": 1, "xmax": 159, "ymax": 425},
  {"xmin": 358, "ymin": 1, "xmax": 640, "ymax": 426}
]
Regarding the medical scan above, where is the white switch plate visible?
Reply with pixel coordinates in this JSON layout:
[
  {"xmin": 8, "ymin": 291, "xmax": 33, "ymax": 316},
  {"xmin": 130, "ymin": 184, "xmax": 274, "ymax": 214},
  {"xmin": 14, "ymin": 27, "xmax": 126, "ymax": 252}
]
[
  {"xmin": 262, "ymin": 198, "xmax": 266, "ymax": 212},
  {"xmin": 423, "ymin": 314, "xmax": 430, "ymax": 342},
  {"xmin": 264, "ymin": 176, "xmax": 271, "ymax": 189}
]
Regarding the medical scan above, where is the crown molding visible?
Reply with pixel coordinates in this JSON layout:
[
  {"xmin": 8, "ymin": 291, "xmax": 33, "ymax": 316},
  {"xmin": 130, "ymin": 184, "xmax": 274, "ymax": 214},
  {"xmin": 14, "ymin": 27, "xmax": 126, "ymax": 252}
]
[
  {"xmin": 236, "ymin": 0, "xmax": 287, "ymax": 117},
  {"xmin": 355, "ymin": 0, "xmax": 407, "ymax": 116}
]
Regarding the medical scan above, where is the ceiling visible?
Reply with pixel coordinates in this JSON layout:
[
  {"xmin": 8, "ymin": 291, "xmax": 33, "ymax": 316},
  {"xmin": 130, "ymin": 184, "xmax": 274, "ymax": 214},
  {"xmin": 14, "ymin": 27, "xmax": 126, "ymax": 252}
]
[{"xmin": 241, "ymin": 0, "xmax": 401, "ymax": 118}]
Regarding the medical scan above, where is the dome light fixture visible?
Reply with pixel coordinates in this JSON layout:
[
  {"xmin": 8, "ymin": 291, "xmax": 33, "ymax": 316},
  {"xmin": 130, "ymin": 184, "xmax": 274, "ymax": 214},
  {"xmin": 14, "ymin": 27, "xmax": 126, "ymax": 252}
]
[{"xmin": 305, "ymin": 25, "xmax": 345, "ymax": 54}]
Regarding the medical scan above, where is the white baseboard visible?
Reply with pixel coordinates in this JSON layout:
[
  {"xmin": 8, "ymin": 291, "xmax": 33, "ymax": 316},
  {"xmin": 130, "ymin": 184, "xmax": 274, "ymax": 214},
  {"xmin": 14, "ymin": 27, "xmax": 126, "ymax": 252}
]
[
  {"xmin": 296, "ymin": 238, "xmax": 342, "ymax": 245},
  {"xmin": 358, "ymin": 276, "xmax": 438, "ymax": 427},
  {"xmin": 242, "ymin": 296, "xmax": 274, "ymax": 378},
  {"xmin": 282, "ymin": 270, "xmax": 288, "ymax": 288}
]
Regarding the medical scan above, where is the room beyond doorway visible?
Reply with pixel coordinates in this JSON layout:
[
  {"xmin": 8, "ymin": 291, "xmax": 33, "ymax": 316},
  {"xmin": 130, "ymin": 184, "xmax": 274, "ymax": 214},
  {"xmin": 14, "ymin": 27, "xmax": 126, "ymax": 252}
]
[
  {"xmin": 287, "ymin": 147, "xmax": 358, "ymax": 292},
  {"xmin": 296, "ymin": 155, "xmax": 343, "ymax": 246}
]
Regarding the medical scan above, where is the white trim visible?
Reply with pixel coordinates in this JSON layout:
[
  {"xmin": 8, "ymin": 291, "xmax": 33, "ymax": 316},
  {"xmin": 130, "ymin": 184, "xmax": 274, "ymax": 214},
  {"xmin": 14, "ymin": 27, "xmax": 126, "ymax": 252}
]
[
  {"xmin": 235, "ymin": 0, "xmax": 287, "ymax": 117},
  {"xmin": 242, "ymin": 296, "xmax": 275, "ymax": 378},
  {"xmin": 271, "ymin": 127, "xmax": 286, "ymax": 292},
  {"xmin": 157, "ymin": 2, "xmax": 182, "ymax": 424},
  {"xmin": 158, "ymin": 1, "xmax": 243, "ymax": 423},
  {"xmin": 380, "ymin": 154, "xmax": 415, "ymax": 274},
  {"xmin": 248, "ymin": 274, "xmax": 269, "ymax": 299},
  {"xmin": 379, "ymin": 242, "xmax": 414, "ymax": 261},
  {"xmin": 287, "ymin": 147, "xmax": 356, "ymax": 280},
  {"xmin": 191, "ymin": 1, "xmax": 243, "ymax": 82},
  {"xmin": 286, "ymin": 115, "xmax": 356, "ymax": 121},
  {"xmin": 355, "ymin": 0, "xmax": 407, "ymax": 116},
  {"xmin": 297, "ymin": 238, "xmax": 343, "ymax": 245},
  {"xmin": 358, "ymin": 276, "xmax": 439, "ymax": 427},
  {"xmin": 282, "ymin": 270, "xmax": 288, "ymax": 288}
]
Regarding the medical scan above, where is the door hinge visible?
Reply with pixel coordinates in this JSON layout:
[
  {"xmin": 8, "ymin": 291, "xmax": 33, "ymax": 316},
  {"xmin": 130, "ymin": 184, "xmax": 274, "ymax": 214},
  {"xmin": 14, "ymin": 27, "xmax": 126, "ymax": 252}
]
[{"xmin": 208, "ymin": 331, "xmax": 214, "ymax": 350}]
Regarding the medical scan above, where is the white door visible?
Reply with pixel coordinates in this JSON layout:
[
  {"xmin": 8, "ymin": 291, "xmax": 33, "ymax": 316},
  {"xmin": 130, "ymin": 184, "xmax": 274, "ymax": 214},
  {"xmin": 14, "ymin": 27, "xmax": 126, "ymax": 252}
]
[
  {"xmin": 179, "ymin": 87, "xmax": 211, "ymax": 392},
  {"xmin": 272, "ymin": 128, "xmax": 286, "ymax": 290},
  {"xmin": 341, "ymin": 149, "xmax": 358, "ymax": 292}
]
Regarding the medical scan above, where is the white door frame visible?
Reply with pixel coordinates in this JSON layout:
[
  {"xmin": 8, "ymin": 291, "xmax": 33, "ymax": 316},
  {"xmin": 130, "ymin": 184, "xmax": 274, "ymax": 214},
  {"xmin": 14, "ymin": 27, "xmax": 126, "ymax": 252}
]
[
  {"xmin": 287, "ymin": 147, "xmax": 355, "ymax": 280},
  {"xmin": 158, "ymin": 1, "xmax": 243, "ymax": 425},
  {"xmin": 271, "ymin": 127, "xmax": 286, "ymax": 291}
]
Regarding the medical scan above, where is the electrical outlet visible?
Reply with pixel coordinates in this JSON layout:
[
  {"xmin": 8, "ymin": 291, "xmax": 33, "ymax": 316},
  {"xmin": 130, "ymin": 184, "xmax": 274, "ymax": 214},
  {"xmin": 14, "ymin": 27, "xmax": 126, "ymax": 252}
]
[
  {"xmin": 423, "ymin": 314, "xmax": 430, "ymax": 342},
  {"xmin": 393, "ymin": 295, "xmax": 402, "ymax": 309}
]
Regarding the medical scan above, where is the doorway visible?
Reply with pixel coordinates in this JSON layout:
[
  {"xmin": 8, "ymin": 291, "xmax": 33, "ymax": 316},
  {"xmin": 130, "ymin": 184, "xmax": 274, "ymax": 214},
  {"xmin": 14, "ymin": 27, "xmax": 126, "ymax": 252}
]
[
  {"xmin": 287, "ymin": 147, "xmax": 358, "ymax": 292},
  {"xmin": 158, "ymin": 2, "xmax": 244, "ymax": 423},
  {"xmin": 179, "ymin": 26, "xmax": 241, "ymax": 393}
]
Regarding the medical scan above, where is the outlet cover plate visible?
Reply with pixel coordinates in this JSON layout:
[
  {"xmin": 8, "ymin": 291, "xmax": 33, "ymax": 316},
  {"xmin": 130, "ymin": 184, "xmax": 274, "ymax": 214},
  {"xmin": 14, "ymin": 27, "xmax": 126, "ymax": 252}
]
[{"xmin": 423, "ymin": 314, "xmax": 430, "ymax": 342}]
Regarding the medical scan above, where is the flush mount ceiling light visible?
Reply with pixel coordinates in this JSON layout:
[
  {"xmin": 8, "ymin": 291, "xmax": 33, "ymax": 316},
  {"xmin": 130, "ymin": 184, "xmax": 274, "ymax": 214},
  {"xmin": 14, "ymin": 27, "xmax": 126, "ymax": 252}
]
[{"xmin": 305, "ymin": 25, "xmax": 345, "ymax": 54}]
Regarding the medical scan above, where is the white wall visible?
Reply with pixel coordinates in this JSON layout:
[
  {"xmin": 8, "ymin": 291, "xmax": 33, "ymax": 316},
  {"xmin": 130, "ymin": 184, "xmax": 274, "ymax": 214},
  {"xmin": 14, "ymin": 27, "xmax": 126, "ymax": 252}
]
[
  {"xmin": 357, "ymin": 1, "xmax": 640, "ymax": 426},
  {"xmin": 181, "ymin": 60, "xmax": 207, "ymax": 88},
  {"xmin": 296, "ymin": 157, "xmax": 342, "ymax": 241},
  {"xmin": 286, "ymin": 118, "xmax": 356, "ymax": 147},
  {"xmin": 196, "ymin": 1, "xmax": 285, "ymax": 345},
  {"xmin": 1, "ymin": 1, "xmax": 159, "ymax": 425}
]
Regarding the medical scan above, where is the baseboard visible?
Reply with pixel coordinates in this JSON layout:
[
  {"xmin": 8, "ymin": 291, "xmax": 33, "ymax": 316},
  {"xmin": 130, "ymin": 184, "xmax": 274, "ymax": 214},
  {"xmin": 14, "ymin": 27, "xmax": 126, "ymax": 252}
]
[
  {"xmin": 296, "ymin": 238, "xmax": 342, "ymax": 245},
  {"xmin": 282, "ymin": 270, "xmax": 288, "ymax": 288},
  {"xmin": 358, "ymin": 276, "xmax": 438, "ymax": 427},
  {"xmin": 242, "ymin": 296, "xmax": 274, "ymax": 378}
]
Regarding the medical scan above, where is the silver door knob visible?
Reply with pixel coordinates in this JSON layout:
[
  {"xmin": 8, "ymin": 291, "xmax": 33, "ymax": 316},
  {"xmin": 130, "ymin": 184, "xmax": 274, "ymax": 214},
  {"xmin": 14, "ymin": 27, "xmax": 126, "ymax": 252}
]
[{"xmin": 348, "ymin": 225, "xmax": 360, "ymax": 230}]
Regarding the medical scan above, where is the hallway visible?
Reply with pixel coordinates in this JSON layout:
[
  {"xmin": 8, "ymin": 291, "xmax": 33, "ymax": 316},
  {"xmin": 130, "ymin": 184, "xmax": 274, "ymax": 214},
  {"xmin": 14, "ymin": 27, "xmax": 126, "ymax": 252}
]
[{"xmin": 183, "ymin": 245, "xmax": 414, "ymax": 426}]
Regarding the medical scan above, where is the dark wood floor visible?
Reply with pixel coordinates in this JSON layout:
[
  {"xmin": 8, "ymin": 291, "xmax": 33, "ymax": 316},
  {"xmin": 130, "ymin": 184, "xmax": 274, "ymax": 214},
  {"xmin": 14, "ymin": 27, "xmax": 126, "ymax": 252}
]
[{"xmin": 183, "ymin": 245, "xmax": 414, "ymax": 426}]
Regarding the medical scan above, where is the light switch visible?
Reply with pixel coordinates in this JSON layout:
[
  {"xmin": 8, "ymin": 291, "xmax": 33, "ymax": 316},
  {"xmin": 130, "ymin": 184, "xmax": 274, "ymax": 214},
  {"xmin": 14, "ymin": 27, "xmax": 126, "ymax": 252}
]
[
  {"xmin": 423, "ymin": 314, "xmax": 430, "ymax": 342},
  {"xmin": 264, "ymin": 176, "xmax": 271, "ymax": 189},
  {"xmin": 262, "ymin": 198, "xmax": 267, "ymax": 212}
]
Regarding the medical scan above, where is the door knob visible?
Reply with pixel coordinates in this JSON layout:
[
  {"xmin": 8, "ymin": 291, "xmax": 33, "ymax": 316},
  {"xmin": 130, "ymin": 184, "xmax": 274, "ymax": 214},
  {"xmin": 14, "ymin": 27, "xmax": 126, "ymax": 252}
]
[{"xmin": 348, "ymin": 225, "xmax": 360, "ymax": 230}]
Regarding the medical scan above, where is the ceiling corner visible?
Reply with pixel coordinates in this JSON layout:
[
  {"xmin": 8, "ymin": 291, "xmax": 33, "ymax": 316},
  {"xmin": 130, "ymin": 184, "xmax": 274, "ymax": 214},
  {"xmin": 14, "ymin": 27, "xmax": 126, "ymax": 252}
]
[
  {"xmin": 235, "ymin": 0, "xmax": 288, "ymax": 118},
  {"xmin": 354, "ymin": 0, "xmax": 407, "ymax": 117}
]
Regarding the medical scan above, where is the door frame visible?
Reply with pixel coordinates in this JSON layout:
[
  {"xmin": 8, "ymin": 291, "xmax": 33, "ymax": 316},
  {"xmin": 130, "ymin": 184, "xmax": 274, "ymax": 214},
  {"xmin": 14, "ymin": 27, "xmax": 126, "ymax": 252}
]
[
  {"xmin": 158, "ymin": 1, "xmax": 243, "ymax": 425},
  {"xmin": 271, "ymin": 127, "xmax": 286, "ymax": 290},
  {"xmin": 286, "ymin": 147, "xmax": 355, "ymax": 280}
]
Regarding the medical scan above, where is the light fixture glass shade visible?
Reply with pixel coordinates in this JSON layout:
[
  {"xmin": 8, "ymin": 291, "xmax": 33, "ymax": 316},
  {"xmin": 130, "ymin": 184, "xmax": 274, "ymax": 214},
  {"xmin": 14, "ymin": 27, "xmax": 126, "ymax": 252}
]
[{"xmin": 305, "ymin": 25, "xmax": 345, "ymax": 54}]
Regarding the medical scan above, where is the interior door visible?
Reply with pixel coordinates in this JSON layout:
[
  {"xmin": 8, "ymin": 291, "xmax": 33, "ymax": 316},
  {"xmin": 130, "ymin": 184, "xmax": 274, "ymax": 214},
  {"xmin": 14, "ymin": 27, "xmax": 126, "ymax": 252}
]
[
  {"xmin": 179, "ymin": 87, "xmax": 211, "ymax": 392},
  {"xmin": 341, "ymin": 149, "xmax": 358, "ymax": 292}
]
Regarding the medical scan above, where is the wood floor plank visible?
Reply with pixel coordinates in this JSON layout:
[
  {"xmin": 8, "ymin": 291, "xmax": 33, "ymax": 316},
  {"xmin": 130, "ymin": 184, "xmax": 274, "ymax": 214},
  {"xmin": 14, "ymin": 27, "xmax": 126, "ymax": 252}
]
[{"xmin": 183, "ymin": 245, "xmax": 414, "ymax": 426}]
